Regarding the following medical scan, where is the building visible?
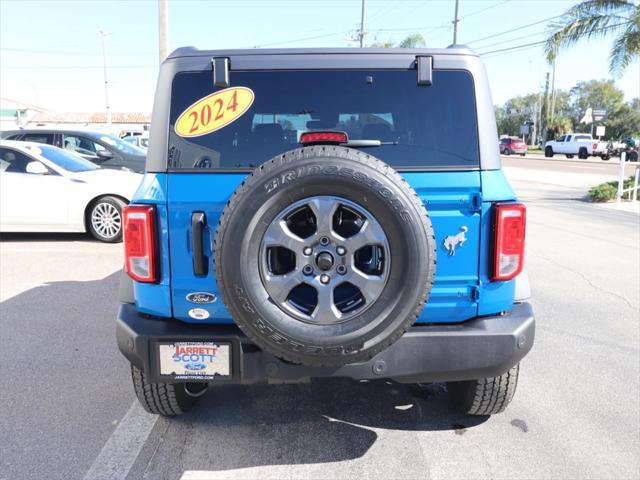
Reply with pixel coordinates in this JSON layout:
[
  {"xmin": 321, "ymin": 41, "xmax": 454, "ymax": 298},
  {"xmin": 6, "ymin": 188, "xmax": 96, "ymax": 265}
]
[{"xmin": 0, "ymin": 97, "xmax": 150, "ymax": 137}]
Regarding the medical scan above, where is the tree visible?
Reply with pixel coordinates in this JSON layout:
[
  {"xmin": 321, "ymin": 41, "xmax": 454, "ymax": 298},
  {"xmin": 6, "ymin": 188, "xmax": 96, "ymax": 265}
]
[
  {"xmin": 605, "ymin": 100, "xmax": 640, "ymax": 138},
  {"xmin": 496, "ymin": 93, "xmax": 542, "ymax": 137},
  {"xmin": 545, "ymin": 0, "xmax": 640, "ymax": 76},
  {"xmin": 397, "ymin": 33, "xmax": 426, "ymax": 48},
  {"xmin": 569, "ymin": 79, "xmax": 625, "ymax": 129},
  {"xmin": 369, "ymin": 33, "xmax": 426, "ymax": 48},
  {"xmin": 547, "ymin": 116, "xmax": 574, "ymax": 136}
]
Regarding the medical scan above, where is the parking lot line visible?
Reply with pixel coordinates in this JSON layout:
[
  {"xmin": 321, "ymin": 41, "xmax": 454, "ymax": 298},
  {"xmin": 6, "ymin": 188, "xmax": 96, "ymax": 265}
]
[{"xmin": 83, "ymin": 401, "xmax": 158, "ymax": 480}]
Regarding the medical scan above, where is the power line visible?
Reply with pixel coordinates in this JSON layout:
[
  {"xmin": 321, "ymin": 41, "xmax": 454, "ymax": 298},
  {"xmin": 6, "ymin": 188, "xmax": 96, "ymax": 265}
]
[
  {"xmin": 474, "ymin": 30, "xmax": 548, "ymax": 51},
  {"xmin": 479, "ymin": 39, "xmax": 547, "ymax": 57},
  {"xmin": 459, "ymin": 0, "xmax": 511, "ymax": 20},
  {"xmin": 466, "ymin": 15, "xmax": 562, "ymax": 45},
  {"xmin": 478, "ymin": 21, "xmax": 632, "ymax": 57},
  {"xmin": 253, "ymin": 29, "xmax": 352, "ymax": 48},
  {"xmin": 1, "ymin": 65, "xmax": 158, "ymax": 70},
  {"xmin": 0, "ymin": 47, "xmax": 156, "ymax": 56}
]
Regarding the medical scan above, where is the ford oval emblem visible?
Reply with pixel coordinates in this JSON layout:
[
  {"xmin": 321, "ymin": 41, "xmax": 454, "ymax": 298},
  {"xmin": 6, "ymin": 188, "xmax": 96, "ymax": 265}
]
[{"xmin": 186, "ymin": 292, "xmax": 217, "ymax": 304}]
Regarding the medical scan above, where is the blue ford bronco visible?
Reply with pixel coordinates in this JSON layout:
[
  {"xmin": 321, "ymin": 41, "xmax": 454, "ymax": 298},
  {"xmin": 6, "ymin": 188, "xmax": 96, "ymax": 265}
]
[{"xmin": 117, "ymin": 46, "xmax": 534, "ymax": 417}]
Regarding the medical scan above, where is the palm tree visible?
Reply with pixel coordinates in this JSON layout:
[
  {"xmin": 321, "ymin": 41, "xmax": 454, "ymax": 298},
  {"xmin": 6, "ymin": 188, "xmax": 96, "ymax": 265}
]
[
  {"xmin": 545, "ymin": 0, "xmax": 640, "ymax": 76},
  {"xmin": 369, "ymin": 33, "xmax": 426, "ymax": 48}
]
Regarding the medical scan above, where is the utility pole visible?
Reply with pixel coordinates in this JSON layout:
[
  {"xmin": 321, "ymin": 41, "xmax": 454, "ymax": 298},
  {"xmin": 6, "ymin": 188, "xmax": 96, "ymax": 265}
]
[
  {"xmin": 98, "ymin": 29, "xmax": 112, "ymax": 127},
  {"xmin": 359, "ymin": 0, "xmax": 366, "ymax": 47},
  {"xmin": 549, "ymin": 50, "xmax": 557, "ymax": 124},
  {"xmin": 158, "ymin": 0, "xmax": 168, "ymax": 63},
  {"xmin": 540, "ymin": 72, "xmax": 550, "ymax": 144},
  {"xmin": 452, "ymin": 0, "xmax": 460, "ymax": 44}
]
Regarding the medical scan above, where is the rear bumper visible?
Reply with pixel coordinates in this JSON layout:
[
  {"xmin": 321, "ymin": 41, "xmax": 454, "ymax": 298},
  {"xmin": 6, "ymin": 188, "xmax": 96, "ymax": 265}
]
[{"xmin": 116, "ymin": 302, "xmax": 535, "ymax": 384}]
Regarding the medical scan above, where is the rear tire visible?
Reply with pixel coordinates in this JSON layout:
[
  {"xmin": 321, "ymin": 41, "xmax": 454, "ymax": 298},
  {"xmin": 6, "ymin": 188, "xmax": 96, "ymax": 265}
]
[
  {"xmin": 447, "ymin": 364, "xmax": 519, "ymax": 415},
  {"xmin": 544, "ymin": 146, "xmax": 553, "ymax": 157},
  {"xmin": 578, "ymin": 147, "xmax": 588, "ymax": 159},
  {"xmin": 629, "ymin": 151, "xmax": 639, "ymax": 162},
  {"xmin": 131, "ymin": 366, "xmax": 206, "ymax": 416},
  {"xmin": 87, "ymin": 196, "xmax": 125, "ymax": 243},
  {"xmin": 504, "ymin": 148, "xmax": 511, "ymax": 156}
]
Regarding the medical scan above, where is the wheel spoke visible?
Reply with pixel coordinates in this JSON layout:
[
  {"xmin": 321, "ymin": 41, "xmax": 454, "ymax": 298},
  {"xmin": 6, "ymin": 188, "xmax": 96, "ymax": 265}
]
[
  {"xmin": 343, "ymin": 220, "xmax": 386, "ymax": 252},
  {"xmin": 263, "ymin": 220, "xmax": 306, "ymax": 256},
  {"xmin": 345, "ymin": 268, "xmax": 386, "ymax": 304},
  {"xmin": 264, "ymin": 269, "xmax": 305, "ymax": 304},
  {"xmin": 310, "ymin": 285, "xmax": 342, "ymax": 324},
  {"xmin": 307, "ymin": 197, "xmax": 339, "ymax": 237}
]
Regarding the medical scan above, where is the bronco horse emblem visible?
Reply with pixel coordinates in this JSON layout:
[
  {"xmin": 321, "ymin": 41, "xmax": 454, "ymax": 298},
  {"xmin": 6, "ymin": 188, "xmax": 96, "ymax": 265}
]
[{"xmin": 443, "ymin": 226, "xmax": 468, "ymax": 256}]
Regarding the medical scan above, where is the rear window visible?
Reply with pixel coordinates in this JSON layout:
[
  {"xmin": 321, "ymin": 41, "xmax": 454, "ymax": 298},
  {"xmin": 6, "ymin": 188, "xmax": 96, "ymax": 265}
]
[{"xmin": 168, "ymin": 70, "xmax": 479, "ymax": 171}]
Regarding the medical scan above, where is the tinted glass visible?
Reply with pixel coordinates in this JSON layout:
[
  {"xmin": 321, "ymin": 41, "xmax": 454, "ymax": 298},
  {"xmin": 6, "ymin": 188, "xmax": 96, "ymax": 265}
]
[
  {"xmin": 97, "ymin": 134, "xmax": 145, "ymax": 155},
  {"xmin": 63, "ymin": 134, "xmax": 103, "ymax": 158},
  {"xmin": 28, "ymin": 145, "xmax": 98, "ymax": 172},
  {"xmin": 168, "ymin": 70, "xmax": 479, "ymax": 170},
  {"xmin": 0, "ymin": 147, "xmax": 34, "ymax": 173},
  {"xmin": 22, "ymin": 133, "xmax": 53, "ymax": 145}
]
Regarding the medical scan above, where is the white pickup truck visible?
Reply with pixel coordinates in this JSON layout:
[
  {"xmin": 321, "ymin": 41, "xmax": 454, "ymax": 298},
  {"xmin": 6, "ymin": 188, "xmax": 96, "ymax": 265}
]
[{"xmin": 544, "ymin": 133, "xmax": 610, "ymax": 160}]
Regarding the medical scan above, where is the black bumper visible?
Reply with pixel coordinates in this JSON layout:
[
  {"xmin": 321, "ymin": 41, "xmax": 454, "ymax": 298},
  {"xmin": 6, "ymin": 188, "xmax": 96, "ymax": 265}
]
[{"xmin": 116, "ymin": 302, "xmax": 535, "ymax": 384}]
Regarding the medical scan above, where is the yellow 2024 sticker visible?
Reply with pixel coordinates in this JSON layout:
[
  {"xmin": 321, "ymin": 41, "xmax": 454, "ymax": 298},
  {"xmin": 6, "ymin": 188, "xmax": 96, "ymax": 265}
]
[{"xmin": 174, "ymin": 87, "xmax": 255, "ymax": 138}]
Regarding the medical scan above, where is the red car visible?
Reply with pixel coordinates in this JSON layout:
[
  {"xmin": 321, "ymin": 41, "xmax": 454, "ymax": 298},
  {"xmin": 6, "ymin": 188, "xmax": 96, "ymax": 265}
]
[{"xmin": 499, "ymin": 137, "xmax": 528, "ymax": 156}]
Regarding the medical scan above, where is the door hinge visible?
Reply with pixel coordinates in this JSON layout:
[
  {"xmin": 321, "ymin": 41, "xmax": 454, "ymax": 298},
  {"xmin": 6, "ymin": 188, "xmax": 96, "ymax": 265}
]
[
  {"xmin": 471, "ymin": 192, "xmax": 483, "ymax": 211},
  {"xmin": 212, "ymin": 57, "xmax": 230, "ymax": 88},
  {"xmin": 470, "ymin": 286, "xmax": 481, "ymax": 302}
]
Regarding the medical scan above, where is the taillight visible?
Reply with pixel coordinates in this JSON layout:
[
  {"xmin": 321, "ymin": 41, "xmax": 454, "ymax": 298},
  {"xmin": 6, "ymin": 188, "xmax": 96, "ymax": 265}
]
[
  {"xmin": 492, "ymin": 203, "xmax": 526, "ymax": 281},
  {"xmin": 123, "ymin": 205, "xmax": 157, "ymax": 283},
  {"xmin": 593, "ymin": 143, "xmax": 597, "ymax": 150},
  {"xmin": 300, "ymin": 131, "xmax": 348, "ymax": 145}
]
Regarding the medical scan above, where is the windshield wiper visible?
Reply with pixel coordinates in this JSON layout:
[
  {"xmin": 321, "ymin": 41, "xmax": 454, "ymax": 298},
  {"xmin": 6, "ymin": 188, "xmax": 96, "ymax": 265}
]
[{"xmin": 342, "ymin": 139, "xmax": 398, "ymax": 148}]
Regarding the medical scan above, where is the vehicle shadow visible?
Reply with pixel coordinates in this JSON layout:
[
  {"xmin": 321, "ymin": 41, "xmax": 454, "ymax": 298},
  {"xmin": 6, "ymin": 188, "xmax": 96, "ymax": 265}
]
[
  {"xmin": 0, "ymin": 231, "xmax": 97, "ymax": 242},
  {"xmin": 0, "ymin": 272, "xmax": 134, "ymax": 480},
  {"xmin": 135, "ymin": 377, "xmax": 488, "ymax": 477}
]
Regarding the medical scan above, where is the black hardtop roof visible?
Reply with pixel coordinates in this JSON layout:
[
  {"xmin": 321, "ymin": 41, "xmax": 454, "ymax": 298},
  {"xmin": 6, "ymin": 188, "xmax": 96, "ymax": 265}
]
[{"xmin": 167, "ymin": 45, "xmax": 476, "ymax": 59}]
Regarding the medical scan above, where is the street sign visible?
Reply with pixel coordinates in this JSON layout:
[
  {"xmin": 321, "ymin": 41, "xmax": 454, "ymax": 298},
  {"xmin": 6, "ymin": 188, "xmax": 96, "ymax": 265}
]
[
  {"xmin": 596, "ymin": 125, "xmax": 606, "ymax": 137},
  {"xmin": 520, "ymin": 124, "xmax": 530, "ymax": 135},
  {"xmin": 593, "ymin": 109, "xmax": 607, "ymax": 121}
]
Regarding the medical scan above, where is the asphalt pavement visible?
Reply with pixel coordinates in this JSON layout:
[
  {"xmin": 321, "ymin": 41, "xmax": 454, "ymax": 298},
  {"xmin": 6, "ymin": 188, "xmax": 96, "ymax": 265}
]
[{"xmin": 1, "ymin": 161, "xmax": 638, "ymax": 480}]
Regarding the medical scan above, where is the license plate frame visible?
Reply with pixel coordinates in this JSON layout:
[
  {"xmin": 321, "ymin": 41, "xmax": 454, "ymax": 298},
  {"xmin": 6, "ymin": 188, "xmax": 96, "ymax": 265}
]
[{"xmin": 156, "ymin": 341, "xmax": 232, "ymax": 381}]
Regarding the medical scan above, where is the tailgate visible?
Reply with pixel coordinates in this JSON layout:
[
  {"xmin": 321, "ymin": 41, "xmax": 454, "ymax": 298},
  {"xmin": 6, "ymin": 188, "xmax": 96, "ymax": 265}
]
[{"xmin": 167, "ymin": 171, "xmax": 482, "ymax": 324}]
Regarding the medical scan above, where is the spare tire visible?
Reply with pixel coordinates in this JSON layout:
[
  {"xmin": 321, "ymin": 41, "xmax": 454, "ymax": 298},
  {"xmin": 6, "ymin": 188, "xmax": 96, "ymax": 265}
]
[{"xmin": 214, "ymin": 146, "xmax": 436, "ymax": 366}]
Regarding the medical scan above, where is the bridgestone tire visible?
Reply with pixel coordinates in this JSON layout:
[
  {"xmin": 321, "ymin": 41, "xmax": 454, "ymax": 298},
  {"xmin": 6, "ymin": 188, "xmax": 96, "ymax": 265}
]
[
  {"xmin": 131, "ymin": 366, "xmax": 205, "ymax": 416},
  {"xmin": 214, "ymin": 146, "xmax": 436, "ymax": 367},
  {"xmin": 545, "ymin": 147, "xmax": 553, "ymax": 158},
  {"xmin": 447, "ymin": 364, "xmax": 520, "ymax": 415}
]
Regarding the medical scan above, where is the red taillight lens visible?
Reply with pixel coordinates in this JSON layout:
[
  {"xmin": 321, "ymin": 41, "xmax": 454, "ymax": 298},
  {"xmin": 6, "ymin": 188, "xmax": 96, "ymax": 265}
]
[
  {"xmin": 123, "ymin": 205, "xmax": 157, "ymax": 283},
  {"xmin": 492, "ymin": 203, "xmax": 526, "ymax": 281},
  {"xmin": 593, "ymin": 143, "xmax": 597, "ymax": 150},
  {"xmin": 300, "ymin": 131, "xmax": 348, "ymax": 145}
]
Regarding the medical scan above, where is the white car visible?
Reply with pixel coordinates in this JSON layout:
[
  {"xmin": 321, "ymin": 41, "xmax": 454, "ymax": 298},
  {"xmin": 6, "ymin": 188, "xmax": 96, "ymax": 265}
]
[{"xmin": 0, "ymin": 140, "xmax": 142, "ymax": 242}]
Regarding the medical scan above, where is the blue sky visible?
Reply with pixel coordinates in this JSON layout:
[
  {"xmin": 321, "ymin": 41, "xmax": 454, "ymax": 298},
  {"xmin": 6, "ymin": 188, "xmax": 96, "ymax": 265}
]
[{"xmin": 1, "ymin": 0, "xmax": 638, "ymax": 113}]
